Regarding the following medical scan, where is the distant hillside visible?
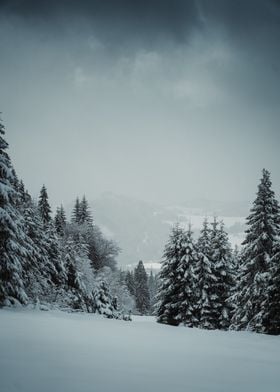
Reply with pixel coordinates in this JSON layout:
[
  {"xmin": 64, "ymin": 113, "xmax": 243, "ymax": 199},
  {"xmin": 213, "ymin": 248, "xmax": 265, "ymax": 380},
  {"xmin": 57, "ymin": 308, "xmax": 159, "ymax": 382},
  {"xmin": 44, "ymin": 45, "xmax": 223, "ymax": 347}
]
[{"xmin": 91, "ymin": 193, "xmax": 248, "ymax": 268}]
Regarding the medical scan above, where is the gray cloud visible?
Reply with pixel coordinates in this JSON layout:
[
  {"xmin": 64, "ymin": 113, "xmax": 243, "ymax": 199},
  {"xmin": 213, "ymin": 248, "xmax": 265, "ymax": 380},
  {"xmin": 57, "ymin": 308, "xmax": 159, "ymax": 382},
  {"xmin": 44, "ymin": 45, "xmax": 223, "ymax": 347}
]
[{"xmin": 0, "ymin": 0, "xmax": 280, "ymax": 207}]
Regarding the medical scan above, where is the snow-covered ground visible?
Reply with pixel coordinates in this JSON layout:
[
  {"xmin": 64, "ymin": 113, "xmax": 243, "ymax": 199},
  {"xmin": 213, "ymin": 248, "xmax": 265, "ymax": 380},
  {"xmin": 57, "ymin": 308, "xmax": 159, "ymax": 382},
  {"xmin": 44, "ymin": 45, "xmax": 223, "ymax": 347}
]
[{"xmin": 1, "ymin": 309, "xmax": 280, "ymax": 392}]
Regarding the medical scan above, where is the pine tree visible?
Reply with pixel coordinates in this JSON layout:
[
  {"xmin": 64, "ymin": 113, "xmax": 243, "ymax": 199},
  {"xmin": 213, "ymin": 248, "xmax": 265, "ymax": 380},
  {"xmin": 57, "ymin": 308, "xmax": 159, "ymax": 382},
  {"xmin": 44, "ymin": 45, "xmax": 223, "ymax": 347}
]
[
  {"xmin": 79, "ymin": 195, "xmax": 93, "ymax": 225},
  {"xmin": 38, "ymin": 185, "xmax": 52, "ymax": 225},
  {"xmin": 210, "ymin": 220, "xmax": 234, "ymax": 329},
  {"xmin": 93, "ymin": 280, "xmax": 115, "ymax": 318},
  {"xmin": 125, "ymin": 270, "xmax": 135, "ymax": 296},
  {"xmin": 196, "ymin": 218, "xmax": 217, "ymax": 329},
  {"xmin": 0, "ymin": 119, "xmax": 28, "ymax": 305},
  {"xmin": 264, "ymin": 239, "xmax": 280, "ymax": 334},
  {"xmin": 19, "ymin": 193, "xmax": 54, "ymax": 301},
  {"xmin": 134, "ymin": 260, "xmax": 150, "ymax": 315},
  {"xmin": 178, "ymin": 225, "xmax": 199, "ymax": 327},
  {"xmin": 231, "ymin": 169, "xmax": 280, "ymax": 332},
  {"xmin": 54, "ymin": 205, "xmax": 66, "ymax": 236},
  {"xmin": 157, "ymin": 224, "xmax": 187, "ymax": 326},
  {"xmin": 71, "ymin": 197, "xmax": 81, "ymax": 224}
]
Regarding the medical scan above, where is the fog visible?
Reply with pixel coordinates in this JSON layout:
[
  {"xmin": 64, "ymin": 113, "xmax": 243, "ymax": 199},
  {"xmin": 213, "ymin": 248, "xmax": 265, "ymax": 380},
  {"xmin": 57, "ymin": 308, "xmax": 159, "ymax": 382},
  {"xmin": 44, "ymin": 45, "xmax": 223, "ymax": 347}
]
[{"xmin": 0, "ymin": 0, "xmax": 280, "ymax": 208}]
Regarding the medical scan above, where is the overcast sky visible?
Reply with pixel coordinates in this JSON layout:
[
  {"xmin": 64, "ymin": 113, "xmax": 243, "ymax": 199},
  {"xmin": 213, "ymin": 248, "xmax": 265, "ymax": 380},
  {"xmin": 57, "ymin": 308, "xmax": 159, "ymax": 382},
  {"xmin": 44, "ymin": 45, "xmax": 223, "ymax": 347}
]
[{"xmin": 0, "ymin": 0, "xmax": 279, "ymax": 208}]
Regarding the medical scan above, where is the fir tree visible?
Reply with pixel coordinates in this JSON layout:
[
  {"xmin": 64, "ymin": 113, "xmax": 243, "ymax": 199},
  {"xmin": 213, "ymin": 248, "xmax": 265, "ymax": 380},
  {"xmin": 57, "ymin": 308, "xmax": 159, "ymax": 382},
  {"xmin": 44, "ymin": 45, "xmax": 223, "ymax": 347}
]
[
  {"xmin": 80, "ymin": 196, "xmax": 93, "ymax": 225},
  {"xmin": 125, "ymin": 270, "xmax": 135, "ymax": 296},
  {"xmin": 264, "ymin": 239, "xmax": 280, "ymax": 334},
  {"xmin": 38, "ymin": 185, "xmax": 52, "ymax": 225},
  {"xmin": 93, "ymin": 280, "xmax": 115, "ymax": 318},
  {"xmin": 71, "ymin": 197, "xmax": 81, "ymax": 224},
  {"xmin": 19, "ymin": 194, "xmax": 55, "ymax": 300},
  {"xmin": 54, "ymin": 205, "xmax": 67, "ymax": 236},
  {"xmin": 196, "ymin": 218, "xmax": 217, "ymax": 329},
  {"xmin": 157, "ymin": 224, "xmax": 188, "ymax": 326},
  {"xmin": 0, "ymin": 119, "xmax": 28, "ymax": 305},
  {"xmin": 134, "ymin": 261, "xmax": 150, "ymax": 315},
  {"xmin": 210, "ymin": 220, "xmax": 234, "ymax": 329},
  {"xmin": 231, "ymin": 169, "xmax": 280, "ymax": 333},
  {"xmin": 178, "ymin": 225, "xmax": 199, "ymax": 327}
]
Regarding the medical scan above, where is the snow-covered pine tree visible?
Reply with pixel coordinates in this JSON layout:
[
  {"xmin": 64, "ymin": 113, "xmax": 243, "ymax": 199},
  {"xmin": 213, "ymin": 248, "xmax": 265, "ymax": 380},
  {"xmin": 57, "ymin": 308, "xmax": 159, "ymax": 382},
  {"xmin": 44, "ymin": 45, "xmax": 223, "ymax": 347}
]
[
  {"xmin": 38, "ymin": 185, "xmax": 52, "ymax": 225},
  {"xmin": 54, "ymin": 205, "xmax": 66, "ymax": 236},
  {"xmin": 211, "ymin": 220, "xmax": 234, "ymax": 329},
  {"xmin": 0, "ymin": 119, "xmax": 29, "ymax": 305},
  {"xmin": 134, "ymin": 260, "xmax": 150, "ymax": 315},
  {"xmin": 157, "ymin": 224, "xmax": 187, "ymax": 326},
  {"xmin": 231, "ymin": 169, "xmax": 280, "ymax": 333},
  {"xmin": 103, "ymin": 268, "xmax": 135, "ymax": 315},
  {"xmin": 79, "ymin": 196, "xmax": 93, "ymax": 225},
  {"xmin": 125, "ymin": 270, "xmax": 135, "ymax": 296},
  {"xmin": 71, "ymin": 197, "xmax": 81, "ymax": 224},
  {"xmin": 18, "ymin": 191, "xmax": 56, "ymax": 302},
  {"xmin": 264, "ymin": 238, "xmax": 280, "ymax": 334},
  {"xmin": 178, "ymin": 225, "xmax": 199, "ymax": 327},
  {"xmin": 93, "ymin": 279, "xmax": 115, "ymax": 318},
  {"xmin": 196, "ymin": 218, "xmax": 217, "ymax": 329},
  {"xmin": 61, "ymin": 236, "xmax": 87, "ymax": 310}
]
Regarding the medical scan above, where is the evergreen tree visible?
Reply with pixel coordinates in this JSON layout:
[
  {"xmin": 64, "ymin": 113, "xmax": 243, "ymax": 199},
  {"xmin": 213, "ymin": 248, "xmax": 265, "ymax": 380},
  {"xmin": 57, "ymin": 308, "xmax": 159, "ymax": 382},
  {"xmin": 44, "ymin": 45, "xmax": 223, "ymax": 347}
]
[
  {"xmin": 93, "ymin": 280, "xmax": 115, "ymax": 318},
  {"xmin": 196, "ymin": 218, "xmax": 217, "ymax": 329},
  {"xmin": 54, "ymin": 205, "xmax": 66, "ymax": 236},
  {"xmin": 38, "ymin": 185, "xmax": 52, "ymax": 225},
  {"xmin": 264, "ymin": 239, "xmax": 280, "ymax": 334},
  {"xmin": 0, "ymin": 119, "xmax": 29, "ymax": 305},
  {"xmin": 71, "ymin": 197, "xmax": 81, "ymax": 224},
  {"xmin": 231, "ymin": 169, "xmax": 280, "ymax": 332},
  {"xmin": 210, "ymin": 220, "xmax": 234, "ymax": 329},
  {"xmin": 134, "ymin": 261, "xmax": 150, "ymax": 315},
  {"xmin": 79, "ymin": 195, "xmax": 93, "ymax": 225},
  {"xmin": 19, "ymin": 194, "xmax": 55, "ymax": 301},
  {"xmin": 125, "ymin": 270, "xmax": 135, "ymax": 296},
  {"xmin": 178, "ymin": 225, "xmax": 199, "ymax": 327},
  {"xmin": 157, "ymin": 224, "xmax": 187, "ymax": 326}
]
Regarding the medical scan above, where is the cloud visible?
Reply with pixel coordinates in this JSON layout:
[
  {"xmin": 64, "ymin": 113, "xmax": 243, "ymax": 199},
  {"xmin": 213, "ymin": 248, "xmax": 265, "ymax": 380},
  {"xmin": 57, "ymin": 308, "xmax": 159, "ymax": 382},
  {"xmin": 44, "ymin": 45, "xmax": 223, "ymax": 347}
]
[{"xmin": 0, "ymin": 0, "xmax": 280, "ymax": 205}]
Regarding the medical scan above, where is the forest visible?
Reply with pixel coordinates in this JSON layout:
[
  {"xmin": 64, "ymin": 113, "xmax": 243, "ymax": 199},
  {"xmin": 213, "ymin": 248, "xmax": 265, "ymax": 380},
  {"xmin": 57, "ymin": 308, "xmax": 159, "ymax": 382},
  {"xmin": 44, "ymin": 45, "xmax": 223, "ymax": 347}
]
[{"xmin": 1, "ymin": 119, "xmax": 280, "ymax": 335}]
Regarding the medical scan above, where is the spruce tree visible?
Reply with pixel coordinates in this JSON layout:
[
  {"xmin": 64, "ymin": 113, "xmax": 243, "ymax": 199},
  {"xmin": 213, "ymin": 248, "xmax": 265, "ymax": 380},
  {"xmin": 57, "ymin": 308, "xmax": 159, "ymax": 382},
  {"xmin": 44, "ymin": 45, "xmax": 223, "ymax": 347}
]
[
  {"xmin": 71, "ymin": 197, "xmax": 81, "ymax": 224},
  {"xmin": 125, "ymin": 270, "xmax": 135, "ymax": 296},
  {"xmin": 178, "ymin": 225, "xmax": 199, "ymax": 327},
  {"xmin": 0, "ymin": 119, "xmax": 28, "ymax": 305},
  {"xmin": 79, "ymin": 195, "xmax": 93, "ymax": 225},
  {"xmin": 196, "ymin": 218, "xmax": 217, "ymax": 329},
  {"xmin": 264, "ymin": 239, "xmax": 280, "ymax": 334},
  {"xmin": 93, "ymin": 280, "xmax": 115, "ymax": 318},
  {"xmin": 211, "ymin": 220, "xmax": 233, "ymax": 329},
  {"xmin": 19, "ymin": 193, "xmax": 54, "ymax": 300},
  {"xmin": 231, "ymin": 169, "xmax": 280, "ymax": 332},
  {"xmin": 157, "ymin": 224, "xmax": 187, "ymax": 326},
  {"xmin": 38, "ymin": 185, "xmax": 52, "ymax": 225},
  {"xmin": 54, "ymin": 205, "xmax": 67, "ymax": 236},
  {"xmin": 134, "ymin": 260, "xmax": 150, "ymax": 315}
]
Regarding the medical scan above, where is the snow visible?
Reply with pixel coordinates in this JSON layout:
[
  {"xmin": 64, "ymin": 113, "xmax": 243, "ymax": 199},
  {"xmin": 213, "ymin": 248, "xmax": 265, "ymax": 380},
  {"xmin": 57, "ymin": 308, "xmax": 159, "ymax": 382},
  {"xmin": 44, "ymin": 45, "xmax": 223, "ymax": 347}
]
[{"xmin": 0, "ymin": 309, "xmax": 280, "ymax": 392}]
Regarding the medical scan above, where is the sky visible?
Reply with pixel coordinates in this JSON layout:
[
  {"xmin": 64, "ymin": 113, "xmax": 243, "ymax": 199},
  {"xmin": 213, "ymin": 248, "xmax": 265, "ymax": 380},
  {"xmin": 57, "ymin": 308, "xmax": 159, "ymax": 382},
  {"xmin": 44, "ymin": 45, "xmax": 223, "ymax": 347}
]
[{"xmin": 0, "ymin": 0, "xmax": 280, "ymax": 208}]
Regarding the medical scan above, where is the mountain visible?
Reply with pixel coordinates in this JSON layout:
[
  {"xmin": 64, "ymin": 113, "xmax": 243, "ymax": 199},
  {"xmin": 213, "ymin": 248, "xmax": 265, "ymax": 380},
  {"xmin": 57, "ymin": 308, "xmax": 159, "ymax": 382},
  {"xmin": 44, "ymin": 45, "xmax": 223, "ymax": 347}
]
[{"xmin": 91, "ymin": 193, "xmax": 248, "ymax": 268}]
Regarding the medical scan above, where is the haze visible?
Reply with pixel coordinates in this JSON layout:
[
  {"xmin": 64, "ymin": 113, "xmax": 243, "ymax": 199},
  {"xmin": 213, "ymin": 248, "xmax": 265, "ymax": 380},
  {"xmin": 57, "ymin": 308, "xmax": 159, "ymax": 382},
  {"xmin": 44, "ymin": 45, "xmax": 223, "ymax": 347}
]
[{"xmin": 0, "ymin": 0, "xmax": 280, "ymax": 208}]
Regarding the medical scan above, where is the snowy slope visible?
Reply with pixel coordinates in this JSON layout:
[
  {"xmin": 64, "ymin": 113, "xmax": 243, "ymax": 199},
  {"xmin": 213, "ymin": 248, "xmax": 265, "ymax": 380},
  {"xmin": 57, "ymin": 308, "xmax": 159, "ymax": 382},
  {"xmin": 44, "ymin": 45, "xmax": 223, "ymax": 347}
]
[{"xmin": 1, "ymin": 309, "xmax": 280, "ymax": 392}]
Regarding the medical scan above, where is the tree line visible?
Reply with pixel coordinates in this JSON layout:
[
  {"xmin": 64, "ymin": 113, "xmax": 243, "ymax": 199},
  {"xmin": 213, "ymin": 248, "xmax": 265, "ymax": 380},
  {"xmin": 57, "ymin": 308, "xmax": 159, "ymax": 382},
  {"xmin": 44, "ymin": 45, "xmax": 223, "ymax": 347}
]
[
  {"xmin": 0, "ymin": 119, "xmax": 133, "ymax": 319},
  {"xmin": 157, "ymin": 169, "xmax": 280, "ymax": 335}
]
